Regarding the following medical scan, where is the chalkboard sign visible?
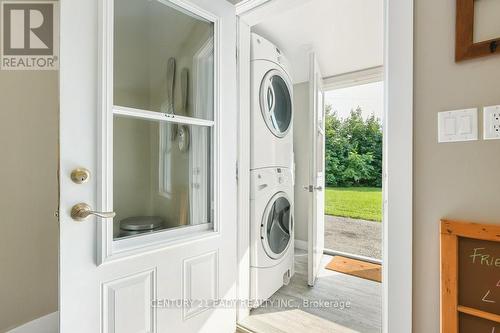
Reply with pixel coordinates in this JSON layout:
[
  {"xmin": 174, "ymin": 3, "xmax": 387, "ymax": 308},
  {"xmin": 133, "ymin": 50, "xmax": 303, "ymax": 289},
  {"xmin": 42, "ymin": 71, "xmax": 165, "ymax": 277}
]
[{"xmin": 441, "ymin": 220, "xmax": 500, "ymax": 333}]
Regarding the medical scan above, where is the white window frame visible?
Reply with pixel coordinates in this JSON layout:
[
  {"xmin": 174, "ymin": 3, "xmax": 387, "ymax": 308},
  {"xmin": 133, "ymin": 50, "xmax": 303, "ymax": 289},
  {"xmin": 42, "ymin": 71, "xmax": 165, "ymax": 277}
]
[{"xmin": 97, "ymin": 0, "xmax": 221, "ymax": 264}]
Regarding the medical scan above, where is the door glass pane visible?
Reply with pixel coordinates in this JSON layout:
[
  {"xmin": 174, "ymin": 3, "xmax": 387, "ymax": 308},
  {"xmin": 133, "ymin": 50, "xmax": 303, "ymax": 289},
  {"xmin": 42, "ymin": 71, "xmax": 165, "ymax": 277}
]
[
  {"xmin": 114, "ymin": 0, "xmax": 214, "ymax": 120},
  {"xmin": 113, "ymin": 116, "xmax": 213, "ymax": 240},
  {"xmin": 266, "ymin": 196, "xmax": 291, "ymax": 255}
]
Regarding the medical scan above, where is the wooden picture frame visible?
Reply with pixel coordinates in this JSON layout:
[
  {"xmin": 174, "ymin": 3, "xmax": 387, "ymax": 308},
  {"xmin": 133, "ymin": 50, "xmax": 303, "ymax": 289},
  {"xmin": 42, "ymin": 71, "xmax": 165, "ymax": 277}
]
[
  {"xmin": 440, "ymin": 220, "xmax": 500, "ymax": 332},
  {"xmin": 456, "ymin": 0, "xmax": 500, "ymax": 62}
]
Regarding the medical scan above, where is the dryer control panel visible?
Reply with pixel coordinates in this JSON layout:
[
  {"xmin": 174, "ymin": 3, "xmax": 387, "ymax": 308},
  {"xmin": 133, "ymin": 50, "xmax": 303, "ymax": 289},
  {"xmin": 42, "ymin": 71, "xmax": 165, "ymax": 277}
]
[
  {"xmin": 250, "ymin": 168, "xmax": 293, "ymax": 200},
  {"xmin": 250, "ymin": 33, "xmax": 291, "ymax": 78}
]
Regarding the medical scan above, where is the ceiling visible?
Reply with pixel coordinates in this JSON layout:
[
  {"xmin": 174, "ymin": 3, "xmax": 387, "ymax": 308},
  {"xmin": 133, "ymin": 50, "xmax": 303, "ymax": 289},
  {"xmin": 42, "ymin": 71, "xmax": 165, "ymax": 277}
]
[{"xmin": 237, "ymin": 0, "xmax": 384, "ymax": 83}]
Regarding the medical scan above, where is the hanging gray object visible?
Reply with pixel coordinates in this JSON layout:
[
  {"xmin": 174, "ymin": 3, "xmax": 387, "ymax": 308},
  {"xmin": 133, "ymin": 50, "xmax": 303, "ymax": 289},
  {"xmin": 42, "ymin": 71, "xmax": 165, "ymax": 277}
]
[
  {"xmin": 161, "ymin": 57, "xmax": 176, "ymax": 114},
  {"xmin": 178, "ymin": 125, "xmax": 190, "ymax": 153},
  {"xmin": 181, "ymin": 68, "xmax": 189, "ymax": 116},
  {"xmin": 178, "ymin": 68, "xmax": 190, "ymax": 152}
]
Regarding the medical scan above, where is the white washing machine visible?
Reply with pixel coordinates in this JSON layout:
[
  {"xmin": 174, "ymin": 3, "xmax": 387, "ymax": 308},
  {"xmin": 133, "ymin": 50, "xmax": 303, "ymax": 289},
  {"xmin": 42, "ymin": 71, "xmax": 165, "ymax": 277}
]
[
  {"xmin": 251, "ymin": 33, "xmax": 294, "ymax": 170},
  {"xmin": 250, "ymin": 167, "xmax": 294, "ymax": 305}
]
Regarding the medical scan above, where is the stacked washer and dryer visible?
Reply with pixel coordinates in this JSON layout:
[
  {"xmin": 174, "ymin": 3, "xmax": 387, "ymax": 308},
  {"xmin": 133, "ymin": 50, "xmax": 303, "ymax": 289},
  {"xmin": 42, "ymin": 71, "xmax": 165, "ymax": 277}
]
[{"xmin": 250, "ymin": 33, "xmax": 295, "ymax": 305}]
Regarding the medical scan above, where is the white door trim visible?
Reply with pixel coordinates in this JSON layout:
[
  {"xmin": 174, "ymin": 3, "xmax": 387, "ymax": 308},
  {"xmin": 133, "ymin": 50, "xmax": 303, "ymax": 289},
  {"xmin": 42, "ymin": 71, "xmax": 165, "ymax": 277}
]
[
  {"xmin": 382, "ymin": 0, "xmax": 413, "ymax": 331},
  {"xmin": 236, "ymin": 0, "xmax": 413, "ymax": 332},
  {"xmin": 236, "ymin": 17, "xmax": 252, "ymax": 321},
  {"xmin": 322, "ymin": 65, "xmax": 384, "ymax": 91},
  {"xmin": 235, "ymin": 0, "xmax": 269, "ymax": 15}
]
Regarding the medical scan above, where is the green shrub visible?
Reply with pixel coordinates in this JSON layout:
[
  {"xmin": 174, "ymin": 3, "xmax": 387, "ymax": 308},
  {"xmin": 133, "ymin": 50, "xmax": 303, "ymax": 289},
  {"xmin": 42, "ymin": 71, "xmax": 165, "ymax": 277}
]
[{"xmin": 325, "ymin": 106, "xmax": 382, "ymax": 187}]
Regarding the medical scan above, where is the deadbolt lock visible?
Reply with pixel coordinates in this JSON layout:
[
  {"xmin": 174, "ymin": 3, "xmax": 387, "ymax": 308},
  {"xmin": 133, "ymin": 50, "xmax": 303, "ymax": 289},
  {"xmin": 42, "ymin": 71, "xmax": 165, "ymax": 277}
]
[{"xmin": 71, "ymin": 168, "xmax": 91, "ymax": 184}]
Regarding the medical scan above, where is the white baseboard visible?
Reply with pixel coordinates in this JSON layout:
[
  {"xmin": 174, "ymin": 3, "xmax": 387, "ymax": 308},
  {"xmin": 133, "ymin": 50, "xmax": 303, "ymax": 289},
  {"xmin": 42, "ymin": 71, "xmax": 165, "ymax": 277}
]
[
  {"xmin": 294, "ymin": 239, "xmax": 307, "ymax": 251},
  {"xmin": 7, "ymin": 312, "xmax": 58, "ymax": 333}
]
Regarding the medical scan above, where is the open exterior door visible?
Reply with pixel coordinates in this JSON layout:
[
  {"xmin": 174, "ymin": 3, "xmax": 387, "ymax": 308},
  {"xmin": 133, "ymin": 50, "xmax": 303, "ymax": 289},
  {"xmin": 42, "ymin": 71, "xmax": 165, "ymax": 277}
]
[
  {"xmin": 307, "ymin": 52, "xmax": 326, "ymax": 286},
  {"xmin": 59, "ymin": 0, "xmax": 237, "ymax": 332}
]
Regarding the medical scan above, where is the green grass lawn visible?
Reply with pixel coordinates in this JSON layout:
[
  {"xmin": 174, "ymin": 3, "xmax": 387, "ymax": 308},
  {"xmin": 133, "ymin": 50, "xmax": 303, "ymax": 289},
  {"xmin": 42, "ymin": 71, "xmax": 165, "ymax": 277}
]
[{"xmin": 325, "ymin": 187, "xmax": 382, "ymax": 222}]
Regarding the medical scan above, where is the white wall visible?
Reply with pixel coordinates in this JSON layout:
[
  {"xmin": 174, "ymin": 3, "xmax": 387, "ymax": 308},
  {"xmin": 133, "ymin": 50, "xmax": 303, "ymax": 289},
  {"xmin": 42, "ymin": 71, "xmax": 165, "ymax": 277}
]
[
  {"xmin": 293, "ymin": 82, "xmax": 310, "ymax": 243},
  {"xmin": 252, "ymin": 0, "xmax": 383, "ymax": 83}
]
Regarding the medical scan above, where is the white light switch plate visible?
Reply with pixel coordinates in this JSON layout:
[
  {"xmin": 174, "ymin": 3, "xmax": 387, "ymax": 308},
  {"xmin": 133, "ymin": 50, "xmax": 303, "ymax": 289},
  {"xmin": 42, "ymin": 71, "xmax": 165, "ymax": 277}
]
[
  {"xmin": 438, "ymin": 108, "xmax": 478, "ymax": 143},
  {"xmin": 483, "ymin": 105, "xmax": 500, "ymax": 140}
]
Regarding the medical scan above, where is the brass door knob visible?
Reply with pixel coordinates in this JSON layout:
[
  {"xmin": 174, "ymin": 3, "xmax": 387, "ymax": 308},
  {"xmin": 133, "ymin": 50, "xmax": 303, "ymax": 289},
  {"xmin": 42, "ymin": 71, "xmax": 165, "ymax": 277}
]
[{"xmin": 71, "ymin": 203, "xmax": 116, "ymax": 221}]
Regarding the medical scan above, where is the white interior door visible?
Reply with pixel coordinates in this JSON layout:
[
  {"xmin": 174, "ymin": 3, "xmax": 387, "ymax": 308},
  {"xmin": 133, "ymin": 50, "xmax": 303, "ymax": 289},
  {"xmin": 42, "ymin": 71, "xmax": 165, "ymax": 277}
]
[
  {"xmin": 59, "ymin": 0, "xmax": 237, "ymax": 332},
  {"xmin": 307, "ymin": 52, "xmax": 325, "ymax": 286}
]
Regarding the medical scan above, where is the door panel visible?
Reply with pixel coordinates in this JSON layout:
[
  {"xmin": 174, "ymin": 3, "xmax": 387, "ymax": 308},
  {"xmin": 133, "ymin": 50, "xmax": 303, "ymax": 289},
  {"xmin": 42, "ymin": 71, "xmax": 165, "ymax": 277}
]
[
  {"xmin": 102, "ymin": 269, "xmax": 156, "ymax": 333},
  {"xmin": 59, "ymin": 0, "xmax": 237, "ymax": 332},
  {"xmin": 182, "ymin": 251, "xmax": 219, "ymax": 320},
  {"xmin": 307, "ymin": 52, "xmax": 325, "ymax": 286}
]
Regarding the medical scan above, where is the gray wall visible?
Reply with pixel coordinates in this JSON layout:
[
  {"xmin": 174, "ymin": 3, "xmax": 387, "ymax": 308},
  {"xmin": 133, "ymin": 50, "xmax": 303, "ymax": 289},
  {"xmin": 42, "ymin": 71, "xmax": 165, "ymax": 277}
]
[
  {"xmin": 0, "ymin": 70, "xmax": 59, "ymax": 331},
  {"xmin": 293, "ymin": 82, "xmax": 310, "ymax": 244},
  {"xmin": 413, "ymin": 0, "xmax": 500, "ymax": 331}
]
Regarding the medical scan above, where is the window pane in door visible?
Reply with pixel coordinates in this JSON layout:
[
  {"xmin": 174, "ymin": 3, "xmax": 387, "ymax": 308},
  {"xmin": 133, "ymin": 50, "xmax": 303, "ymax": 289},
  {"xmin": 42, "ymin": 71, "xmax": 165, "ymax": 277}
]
[
  {"xmin": 114, "ymin": 0, "xmax": 214, "ymax": 121},
  {"xmin": 113, "ymin": 116, "xmax": 213, "ymax": 240}
]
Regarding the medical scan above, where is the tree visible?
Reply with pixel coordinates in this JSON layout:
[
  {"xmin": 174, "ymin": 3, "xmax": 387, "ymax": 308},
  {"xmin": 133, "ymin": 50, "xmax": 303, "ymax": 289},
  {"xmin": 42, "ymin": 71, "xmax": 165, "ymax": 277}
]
[
  {"xmin": 342, "ymin": 151, "xmax": 374, "ymax": 186},
  {"xmin": 324, "ymin": 105, "xmax": 383, "ymax": 187}
]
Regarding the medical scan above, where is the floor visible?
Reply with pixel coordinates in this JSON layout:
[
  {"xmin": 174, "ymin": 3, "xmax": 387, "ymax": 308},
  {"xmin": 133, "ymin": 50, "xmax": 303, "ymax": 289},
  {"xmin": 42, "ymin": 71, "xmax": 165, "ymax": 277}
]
[
  {"xmin": 325, "ymin": 216, "xmax": 382, "ymax": 260},
  {"xmin": 239, "ymin": 249, "xmax": 382, "ymax": 333}
]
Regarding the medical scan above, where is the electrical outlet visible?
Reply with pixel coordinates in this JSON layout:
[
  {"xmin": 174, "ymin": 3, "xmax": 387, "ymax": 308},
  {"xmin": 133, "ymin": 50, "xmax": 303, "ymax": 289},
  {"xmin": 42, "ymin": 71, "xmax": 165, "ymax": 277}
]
[{"xmin": 483, "ymin": 105, "xmax": 500, "ymax": 140}]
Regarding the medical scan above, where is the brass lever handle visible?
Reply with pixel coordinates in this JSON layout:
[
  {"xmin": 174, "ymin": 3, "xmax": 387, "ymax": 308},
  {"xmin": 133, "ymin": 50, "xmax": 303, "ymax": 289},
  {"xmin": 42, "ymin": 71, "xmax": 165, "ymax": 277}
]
[{"xmin": 71, "ymin": 203, "xmax": 116, "ymax": 221}]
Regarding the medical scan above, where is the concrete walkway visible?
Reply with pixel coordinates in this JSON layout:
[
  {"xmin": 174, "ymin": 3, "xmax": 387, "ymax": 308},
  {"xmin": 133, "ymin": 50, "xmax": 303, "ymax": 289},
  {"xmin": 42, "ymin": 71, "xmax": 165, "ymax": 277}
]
[{"xmin": 324, "ymin": 216, "xmax": 382, "ymax": 260}]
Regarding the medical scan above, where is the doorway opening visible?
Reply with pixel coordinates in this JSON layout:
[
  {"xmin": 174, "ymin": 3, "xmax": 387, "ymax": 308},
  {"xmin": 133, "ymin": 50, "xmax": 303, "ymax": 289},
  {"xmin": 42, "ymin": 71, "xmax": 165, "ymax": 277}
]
[
  {"xmin": 237, "ymin": 0, "xmax": 385, "ymax": 332},
  {"xmin": 323, "ymin": 79, "xmax": 384, "ymax": 264}
]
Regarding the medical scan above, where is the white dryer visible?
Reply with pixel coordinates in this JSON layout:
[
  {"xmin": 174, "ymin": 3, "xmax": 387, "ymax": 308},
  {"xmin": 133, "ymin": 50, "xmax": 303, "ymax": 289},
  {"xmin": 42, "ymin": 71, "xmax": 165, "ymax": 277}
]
[
  {"xmin": 251, "ymin": 33, "xmax": 294, "ymax": 170},
  {"xmin": 250, "ymin": 167, "xmax": 294, "ymax": 304}
]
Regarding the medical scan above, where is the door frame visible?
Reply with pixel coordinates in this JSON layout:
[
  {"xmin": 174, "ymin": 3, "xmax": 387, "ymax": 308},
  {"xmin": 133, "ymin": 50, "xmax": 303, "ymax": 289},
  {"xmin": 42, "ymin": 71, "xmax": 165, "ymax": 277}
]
[{"xmin": 235, "ymin": 1, "xmax": 414, "ymax": 333}]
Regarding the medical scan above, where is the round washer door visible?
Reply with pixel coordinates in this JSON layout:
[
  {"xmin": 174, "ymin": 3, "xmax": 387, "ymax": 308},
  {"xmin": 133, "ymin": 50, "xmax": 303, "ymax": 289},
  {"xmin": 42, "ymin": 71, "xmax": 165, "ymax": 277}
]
[
  {"xmin": 261, "ymin": 192, "xmax": 293, "ymax": 259},
  {"xmin": 260, "ymin": 69, "xmax": 292, "ymax": 138}
]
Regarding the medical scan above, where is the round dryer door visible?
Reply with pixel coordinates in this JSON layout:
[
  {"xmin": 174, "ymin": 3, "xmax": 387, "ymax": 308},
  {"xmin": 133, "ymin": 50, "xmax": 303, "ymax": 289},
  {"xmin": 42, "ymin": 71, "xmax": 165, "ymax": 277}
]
[
  {"xmin": 261, "ymin": 192, "xmax": 292, "ymax": 259},
  {"xmin": 260, "ymin": 69, "xmax": 292, "ymax": 138}
]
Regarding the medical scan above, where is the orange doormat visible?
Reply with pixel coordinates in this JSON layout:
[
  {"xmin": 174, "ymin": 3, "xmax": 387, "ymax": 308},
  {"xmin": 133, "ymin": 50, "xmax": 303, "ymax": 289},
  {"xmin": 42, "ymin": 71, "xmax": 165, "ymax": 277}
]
[{"xmin": 326, "ymin": 256, "xmax": 382, "ymax": 283}]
